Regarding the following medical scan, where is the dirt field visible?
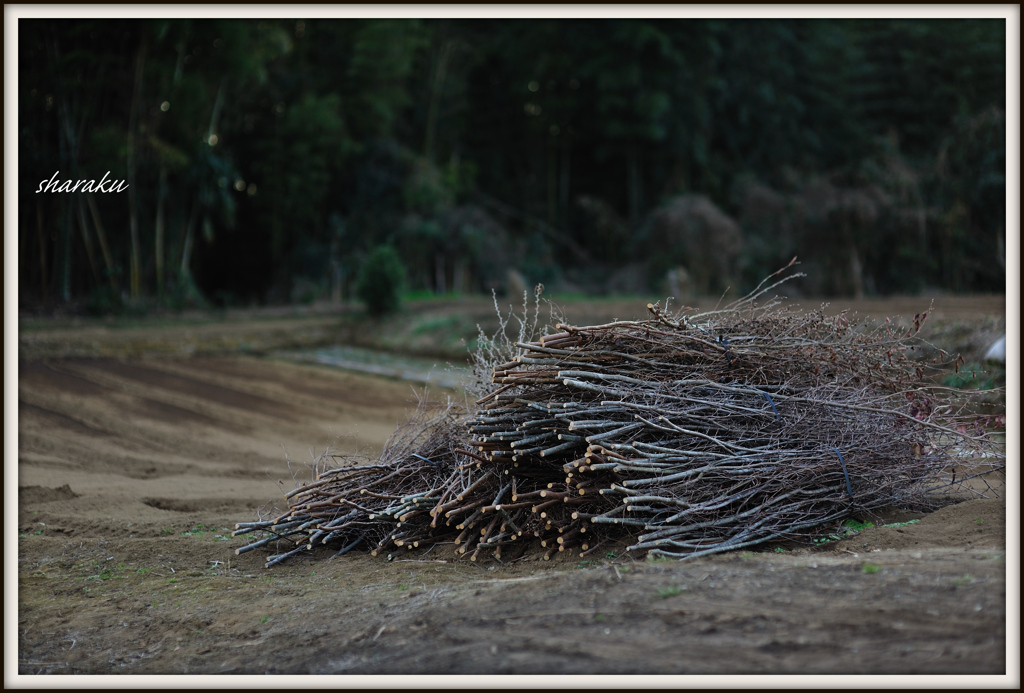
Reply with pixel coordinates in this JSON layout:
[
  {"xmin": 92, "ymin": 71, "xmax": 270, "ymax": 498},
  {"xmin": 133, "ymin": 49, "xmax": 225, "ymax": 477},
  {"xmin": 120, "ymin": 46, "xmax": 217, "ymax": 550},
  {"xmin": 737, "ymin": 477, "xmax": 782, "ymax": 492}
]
[{"xmin": 12, "ymin": 297, "xmax": 1014, "ymax": 681}]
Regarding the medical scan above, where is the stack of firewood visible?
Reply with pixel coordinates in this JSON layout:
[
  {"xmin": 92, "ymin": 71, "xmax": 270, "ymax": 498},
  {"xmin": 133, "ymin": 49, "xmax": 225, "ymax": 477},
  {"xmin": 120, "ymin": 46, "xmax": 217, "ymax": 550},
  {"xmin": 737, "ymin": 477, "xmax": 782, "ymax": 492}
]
[{"xmin": 238, "ymin": 271, "xmax": 1004, "ymax": 566}]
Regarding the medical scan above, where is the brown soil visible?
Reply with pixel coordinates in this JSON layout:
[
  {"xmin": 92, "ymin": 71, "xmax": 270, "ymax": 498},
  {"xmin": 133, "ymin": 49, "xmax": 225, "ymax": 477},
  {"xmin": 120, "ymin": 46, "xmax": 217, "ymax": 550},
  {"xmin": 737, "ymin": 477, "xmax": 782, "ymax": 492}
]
[{"xmin": 14, "ymin": 300, "xmax": 1011, "ymax": 678}]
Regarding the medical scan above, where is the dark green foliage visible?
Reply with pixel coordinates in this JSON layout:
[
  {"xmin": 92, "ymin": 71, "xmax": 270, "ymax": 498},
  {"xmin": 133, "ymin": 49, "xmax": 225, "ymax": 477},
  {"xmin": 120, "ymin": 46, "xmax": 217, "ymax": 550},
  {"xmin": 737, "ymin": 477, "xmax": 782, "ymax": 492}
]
[
  {"xmin": 942, "ymin": 362, "xmax": 1004, "ymax": 392},
  {"xmin": 356, "ymin": 245, "xmax": 406, "ymax": 316},
  {"xmin": 85, "ymin": 285, "xmax": 125, "ymax": 316},
  {"xmin": 161, "ymin": 275, "xmax": 208, "ymax": 312},
  {"xmin": 18, "ymin": 17, "xmax": 1007, "ymax": 308}
]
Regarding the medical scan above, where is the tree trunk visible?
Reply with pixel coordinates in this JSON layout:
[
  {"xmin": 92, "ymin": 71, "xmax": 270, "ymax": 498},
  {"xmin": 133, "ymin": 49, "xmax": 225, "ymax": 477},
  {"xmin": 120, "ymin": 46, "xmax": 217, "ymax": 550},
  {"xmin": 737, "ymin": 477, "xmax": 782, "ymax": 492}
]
[
  {"xmin": 559, "ymin": 145, "xmax": 571, "ymax": 232},
  {"xmin": 127, "ymin": 38, "xmax": 147, "ymax": 299},
  {"xmin": 207, "ymin": 75, "xmax": 227, "ymax": 143},
  {"xmin": 50, "ymin": 31, "xmax": 75, "ymax": 302},
  {"xmin": 849, "ymin": 239, "xmax": 864, "ymax": 299},
  {"xmin": 55, "ymin": 82, "xmax": 73, "ymax": 302},
  {"xmin": 59, "ymin": 199, "xmax": 72, "ymax": 302},
  {"xmin": 435, "ymin": 253, "xmax": 446, "ymax": 294},
  {"xmin": 85, "ymin": 193, "xmax": 117, "ymax": 287},
  {"xmin": 179, "ymin": 199, "xmax": 200, "ymax": 280},
  {"xmin": 270, "ymin": 200, "xmax": 289, "ymax": 301},
  {"xmin": 547, "ymin": 142, "xmax": 558, "ymax": 227},
  {"xmin": 36, "ymin": 200, "xmax": 48, "ymax": 297},
  {"xmin": 155, "ymin": 164, "xmax": 168, "ymax": 295},
  {"xmin": 627, "ymin": 147, "xmax": 642, "ymax": 229},
  {"xmin": 424, "ymin": 41, "xmax": 453, "ymax": 164},
  {"xmin": 332, "ymin": 262, "xmax": 343, "ymax": 303},
  {"xmin": 50, "ymin": 28, "xmax": 109, "ymax": 299},
  {"xmin": 76, "ymin": 197, "xmax": 102, "ymax": 287},
  {"xmin": 452, "ymin": 258, "xmax": 464, "ymax": 294}
]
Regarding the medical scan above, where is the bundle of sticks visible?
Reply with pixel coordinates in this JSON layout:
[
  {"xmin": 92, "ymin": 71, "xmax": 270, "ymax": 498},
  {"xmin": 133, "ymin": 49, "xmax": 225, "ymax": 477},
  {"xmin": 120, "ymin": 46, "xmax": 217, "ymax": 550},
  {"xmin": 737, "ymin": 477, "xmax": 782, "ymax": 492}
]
[{"xmin": 238, "ymin": 272, "xmax": 1004, "ymax": 566}]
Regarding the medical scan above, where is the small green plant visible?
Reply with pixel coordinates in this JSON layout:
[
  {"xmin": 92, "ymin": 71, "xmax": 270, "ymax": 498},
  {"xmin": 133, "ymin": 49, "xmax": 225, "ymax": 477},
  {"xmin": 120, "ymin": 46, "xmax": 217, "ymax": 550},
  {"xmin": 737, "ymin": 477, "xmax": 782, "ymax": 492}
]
[
  {"xmin": 773, "ymin": 547, "xmax": 787, "ymax": 553},
  {"xmin": 356, "ymin": 245, "xmax": 406, "ymax": 317},
  {"xmin": 594, "ymin": 614, "xmax": 606, "ymax": 622},
  {"xmin": 862, "ymin": 563, "xmax": 880, "ymax": 574},
  {"xmin": 79, "ymin": 561, "xmax": 129, "ymax": 581},
  {"xmin": 814, "ymin": 518, "xmax": 882, "ymax": 546},
  {"xmin": 657, "ymin": 586, "xmax": 684, "ymax": 598},
  {"xmin": 942, "ymin": 361, "xmax": 1003, "ymax": 391},
  {"xmin": 953, "ymin": 574, "xmax": 974, "ymax": 587},
  {"xmin": 261, "ymin": 616, "xmax": 270, "ymax": 623},
  {"xmin": 975, "ymin": 518, "xmax": 984, "ymax": 525},
  {"xmin": 883, "ymin": 519, "xmax": 920, "ymax": 528},
  {"xmin": 605, "ymin": 552, "xmax": 617, "ymax": 559},
  {"xmin": 162, "ymin": 528, "xmax": 174, "ymax": 535}
]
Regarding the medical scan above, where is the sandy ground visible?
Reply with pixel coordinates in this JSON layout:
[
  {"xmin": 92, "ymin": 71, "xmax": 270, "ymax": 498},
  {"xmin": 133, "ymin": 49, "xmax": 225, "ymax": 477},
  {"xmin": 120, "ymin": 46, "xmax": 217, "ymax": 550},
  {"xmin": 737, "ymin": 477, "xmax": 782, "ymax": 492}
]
[{"xmin": 11, "ymin": 298, "xmax": 1014, "ymax": 682}]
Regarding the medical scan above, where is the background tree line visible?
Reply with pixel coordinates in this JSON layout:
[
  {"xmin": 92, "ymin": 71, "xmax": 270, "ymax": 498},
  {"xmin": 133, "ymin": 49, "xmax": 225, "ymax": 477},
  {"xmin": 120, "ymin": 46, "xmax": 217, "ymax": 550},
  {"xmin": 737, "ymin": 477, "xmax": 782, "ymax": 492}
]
[{"xmin": 18, "ymin": 18, "xmax": 1006, "ymax": 313}]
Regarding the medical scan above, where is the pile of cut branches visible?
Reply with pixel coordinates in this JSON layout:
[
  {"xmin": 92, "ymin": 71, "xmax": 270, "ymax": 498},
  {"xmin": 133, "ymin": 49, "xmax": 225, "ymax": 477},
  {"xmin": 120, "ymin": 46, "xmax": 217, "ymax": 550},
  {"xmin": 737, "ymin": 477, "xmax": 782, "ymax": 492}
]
[{"xmin": 237, "ymin": 269, "xmax": 1005, "ymax": 566}]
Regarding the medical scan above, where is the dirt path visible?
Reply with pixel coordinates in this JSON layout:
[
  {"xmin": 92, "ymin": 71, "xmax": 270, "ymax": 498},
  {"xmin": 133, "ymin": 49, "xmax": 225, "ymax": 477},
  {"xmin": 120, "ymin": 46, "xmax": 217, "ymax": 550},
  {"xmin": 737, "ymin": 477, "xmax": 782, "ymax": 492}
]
[
  {"xmin": 18, "ymin": 293, "xmax": 1007, "ymax": 363},
  {"xmin": 15, "ymin": 353, "xmax": 1009, "ymax": 678}
]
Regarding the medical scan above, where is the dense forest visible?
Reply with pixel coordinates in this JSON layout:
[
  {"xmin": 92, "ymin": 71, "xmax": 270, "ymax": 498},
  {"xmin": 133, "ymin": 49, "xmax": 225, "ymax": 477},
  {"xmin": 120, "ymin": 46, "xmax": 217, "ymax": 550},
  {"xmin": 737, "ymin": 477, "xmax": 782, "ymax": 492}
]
[{"xmin": 17, "ymin": 18, "xmax": 1007, "ymax": 312}]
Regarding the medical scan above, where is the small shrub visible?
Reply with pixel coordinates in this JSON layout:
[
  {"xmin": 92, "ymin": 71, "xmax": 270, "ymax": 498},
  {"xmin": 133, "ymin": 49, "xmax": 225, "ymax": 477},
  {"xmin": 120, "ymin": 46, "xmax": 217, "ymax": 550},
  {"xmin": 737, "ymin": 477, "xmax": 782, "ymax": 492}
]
[
  {"xmin": 883, "ymin": 519, "xmax": 920, "ymax": 529},
  {"xmin": 356, "ymin": 245, "xmax": 406, "ymax": 317},
  {"xmin": 942, "ymin": 361, "xmax": 1003, "ymax": 391},
  {"xmin": 843, "ymin": 519, "xmax": 875, "ymax": 532},
  {"xmin": 86, "ymin": 285, "xmax": 124, "ymax": 316},
  {"xmin": 162, "ymin": 275, "xmax": 207, "ymax": 311}
]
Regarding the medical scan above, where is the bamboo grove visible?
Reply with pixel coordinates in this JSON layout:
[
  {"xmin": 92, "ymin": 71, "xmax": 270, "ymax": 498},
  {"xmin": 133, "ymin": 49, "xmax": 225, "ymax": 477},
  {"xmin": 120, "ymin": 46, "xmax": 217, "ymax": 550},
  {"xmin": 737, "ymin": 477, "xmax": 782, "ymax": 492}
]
[{"xmin": 21, "ymin": 19, "xmax": 1007, "ymax": 308}]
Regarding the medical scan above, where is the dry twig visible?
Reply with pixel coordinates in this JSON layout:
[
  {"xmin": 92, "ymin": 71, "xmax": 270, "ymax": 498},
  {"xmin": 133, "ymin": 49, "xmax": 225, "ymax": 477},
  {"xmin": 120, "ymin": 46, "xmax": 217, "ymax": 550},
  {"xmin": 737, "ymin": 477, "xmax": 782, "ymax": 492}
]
[{"xmin": 239, "ymin": 270, "xmax": 1005, "ymax": 566}]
